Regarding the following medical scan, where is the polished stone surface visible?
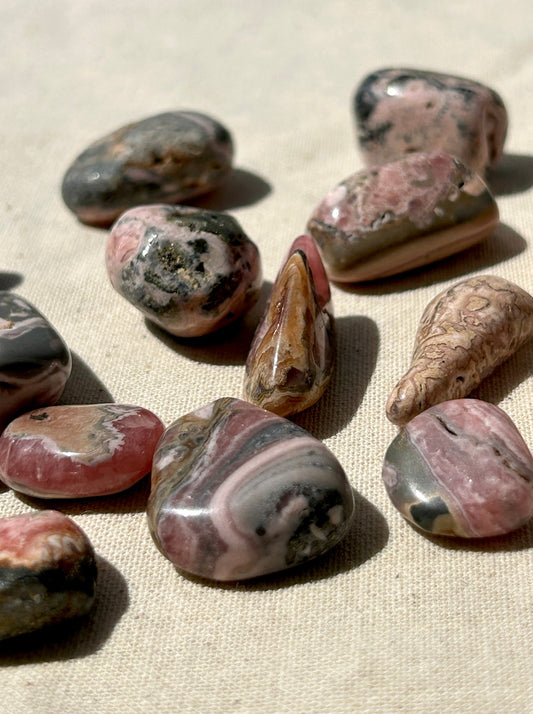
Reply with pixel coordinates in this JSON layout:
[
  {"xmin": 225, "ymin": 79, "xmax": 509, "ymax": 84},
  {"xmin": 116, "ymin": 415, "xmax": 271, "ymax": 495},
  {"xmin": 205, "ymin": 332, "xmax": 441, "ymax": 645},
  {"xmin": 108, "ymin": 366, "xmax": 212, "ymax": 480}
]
[
  {"xmin": 383, "ymin": 399, "xmax": 533, "ymax": 537},
  {"xmin": 354, "ymin": 68, "xmax": 508, "ymax": 176},
  {"xmin": 106, "ymin": 204, "xmax": 262, "ymax": 337},
  {"xmin": 244, "ymin": 235, "xmax": 334, "ymax": 416},
  {"xmin": 0, "ymin": 292, "xmax": 71, "ymax": 429},
  {"xmin": 147, "ymin": 397, "xmax": 355, "ymax": 581},
  {"xmin": 0, "ymin": 404, "xmax": 165, "ymax": 498},
  {"xmin": 62, "ymin": 111, "xmax": 234, "ymax": 226},
  {"xmin": 307, "ymin": 152, "xmax": 498, "ymax": 282},
  {"xmin": 0, "ymin": 510, "xmax": 97, "ymax": 639},
  {"xmin": 386, "ymin": 276, "xmax": 533, "ymax": 426}
]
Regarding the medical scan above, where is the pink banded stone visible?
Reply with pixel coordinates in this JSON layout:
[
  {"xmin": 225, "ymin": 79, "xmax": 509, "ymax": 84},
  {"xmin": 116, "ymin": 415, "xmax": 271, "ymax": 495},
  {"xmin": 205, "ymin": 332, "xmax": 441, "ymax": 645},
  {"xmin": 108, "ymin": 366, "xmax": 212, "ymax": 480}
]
[
  {"xmin": 354, "ymin": 68, "xmax": 508, "ymax": 176},
  {"xmin": 307, "ymin": 151, "xmax": 498, "ymax": 283},
  {"xmin": 382, "ymin": 399, "xmax": 533, "ymax": 537},
  {"xmin": 244, "ymin": 235, "xmax": 334, "ymax": 416},
  {"xmin": 0, "ymin": 404, "xmax": 165, "ymax": 498},
  {"xmin": 0, "ymin": 510, "xmax": 97, "ymax": 640},
  {"xmin": 147, "ymin": 398, "xmax": 355, "ymax": 581}
]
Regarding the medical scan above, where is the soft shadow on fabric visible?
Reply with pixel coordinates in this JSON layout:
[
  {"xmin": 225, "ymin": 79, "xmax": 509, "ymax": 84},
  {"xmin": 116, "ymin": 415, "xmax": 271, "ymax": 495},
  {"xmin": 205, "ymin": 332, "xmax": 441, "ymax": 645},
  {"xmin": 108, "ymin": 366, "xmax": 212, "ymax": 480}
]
[
  {"xmin": 487, "ymin": 153, "xmax": 533, "ymax": 196},
  {"xmin": 145, "ymin": 280, "xmax": 273, "ymax": 366},
  {"xmin": 293, "ymin": 315, "xmax": 379, "ymax": 440},
  {"xmin": 188, "ymin": 167, "xmax": 271, "ymax": 211},
  {"xmin": 178, "ymin": 489, "xmax": 389, "ymax": 592},
  {"xmin": 0, "ymin": 271, "xmax": 23, "ymax": 291},
  {"xmin": 339, "ymin": 222, "xmax": 526, "ymax": 296},
  {"xmin": 59, "ymin": 352, "xmax": 114, "ymax": 405},
  {"xmin": 0, "ymin": 556, "xmax": 129, "ymax": 665}
]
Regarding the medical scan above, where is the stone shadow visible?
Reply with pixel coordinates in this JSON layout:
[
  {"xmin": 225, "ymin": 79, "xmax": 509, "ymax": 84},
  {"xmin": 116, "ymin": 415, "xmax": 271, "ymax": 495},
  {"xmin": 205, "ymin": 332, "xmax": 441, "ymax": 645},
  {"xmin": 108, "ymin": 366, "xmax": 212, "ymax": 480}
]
[
  {"xmin": 413, "ymin": 517, "xmax": 533, "ymax": 553},
  {"xmin": 178, "ymin": 489, "xmax": 389, "ymax": 591},
  {"xmin": 338, "ymin": 223, "xmax": 527, "ymax": 296},
  {"xmin": 0, "ymin": 271, "xmax": 23, "ymax": 291},
  {"xmin": 145, "ymin": 280, "xmax": 273, "ymax": 366},
  {"xmin": 487, "ymin": 153, "xmax": 533, "ymax": 196},
  {"xmin": 0, "ymin": 556, "xmax": 129, "ymax": 664},
  {"xmin": 59, "ymin": 352, "xmax": 114, "ymax": 405},
  {"xmin": 188, "ymin": 167, "xmax": 272, "ymax": 211},
  {"xmin": 292, "ymin": 315, "xmax": 380, "ymax": 440}
]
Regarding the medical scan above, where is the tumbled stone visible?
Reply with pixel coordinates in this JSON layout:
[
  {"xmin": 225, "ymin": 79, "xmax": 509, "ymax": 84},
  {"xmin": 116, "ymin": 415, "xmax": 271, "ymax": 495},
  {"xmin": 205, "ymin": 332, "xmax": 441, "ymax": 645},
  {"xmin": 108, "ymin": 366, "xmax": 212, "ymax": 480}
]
[
  {"xmin": 354, "ymin": 68, "xmax": 508, "ymax": 176},
  {"xmin": 106, "ymin": 204, "xmax": 262, "ymax": 338},
  {"xmin": 0, "ymin": 510, "xmax": 97, "ymax": 639},
  {"xmin": 307, "ymin": 152, "xmax": 498, "ymax": 283},
  {"xmin": 0, "ymin": 404, "xmax": 165, "ymax": 498},
  {"xmin": 382, "ymin": 399, "xmax": 533, "ymax": 537},
  {"xmin": 244, "ymin": 235, "xmax": 334, "ymax": 416},
  {"xmin": 147, "ymin": 397, "xmax": 355, "ymax": 581},
  {"xmin": 61, "ymin": 111, "xmax": 234, "ymax": 226},
  {"xmin": 0, "ymin": 293, "xmax": 71, "ymax": 429},
  {"xmin": 386, "ymin": 276, "xmax": 533, "ymax": 426}
]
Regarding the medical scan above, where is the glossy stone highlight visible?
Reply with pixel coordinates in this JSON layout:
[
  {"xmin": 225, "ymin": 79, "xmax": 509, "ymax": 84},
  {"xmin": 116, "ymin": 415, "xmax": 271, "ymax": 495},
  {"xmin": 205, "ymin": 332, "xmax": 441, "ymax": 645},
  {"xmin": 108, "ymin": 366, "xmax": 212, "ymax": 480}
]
[
  {"xmin": 0, "ymin": 510, "xmax": 97, "ymax": 640},
  {"xmin": 244, "ymin": 235, "xmax": 334, "ymax": 416},
  {"xmin": 62, "ymin": 111, "xmax": 234, "ymax": 226},
  {"xmin": 387, "ymin": 276, "xmax": 533, "ymax": 426},
  {"xmin": 147, "ymin": 398, "xmax": 355, "ymax": 581},
  {"xmin": 307, "ymin": 152, "xmax": 498, "ymax": 283},
  {"xmin": 106, "ymin": 204, "xmax": 262, "ymax": 338},
  {"xmin": 383, "ymin": 399, "xmax": 533, "ymax": 537},
  {"xmin": 354, "ymin": 68, "xmax": 508, "ymax": 176},
  {"xmin": 0, "ymin": 293, "xmax": 71, "ymax": 429},
  {"xmin": 0, "ymin": 404, "xmax": 165, "ymax": 498}
]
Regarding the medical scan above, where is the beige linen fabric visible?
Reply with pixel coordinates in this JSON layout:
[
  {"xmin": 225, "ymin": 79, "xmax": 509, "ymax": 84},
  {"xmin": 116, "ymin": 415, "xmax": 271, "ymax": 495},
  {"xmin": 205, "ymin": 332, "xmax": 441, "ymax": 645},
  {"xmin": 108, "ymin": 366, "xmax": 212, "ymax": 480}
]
[{"xmin": 2, "ymin": 1, "xmax": 533, "ymax": 711}]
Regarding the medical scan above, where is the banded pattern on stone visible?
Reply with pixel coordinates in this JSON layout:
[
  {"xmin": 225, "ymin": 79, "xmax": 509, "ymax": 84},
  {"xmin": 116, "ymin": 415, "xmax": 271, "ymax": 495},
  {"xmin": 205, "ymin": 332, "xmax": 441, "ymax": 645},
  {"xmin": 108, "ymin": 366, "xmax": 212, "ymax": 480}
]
[
  {"xmin": 382, "ymin": 399, "xmax": 533, "ymax": 537},
  {"xmin": 244, "ymin": 235, "xmax": 334, "ymax": 416},
  {"xmin": 147, "ymin": 398, "xmax": 355, "ymax": 581}
]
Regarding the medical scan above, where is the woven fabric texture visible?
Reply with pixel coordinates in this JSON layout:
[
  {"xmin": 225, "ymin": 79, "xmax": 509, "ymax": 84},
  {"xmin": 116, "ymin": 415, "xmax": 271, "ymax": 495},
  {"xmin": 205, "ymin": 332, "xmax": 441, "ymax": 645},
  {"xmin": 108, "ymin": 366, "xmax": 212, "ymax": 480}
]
[{"xmin": 2, "ymin": 1, "xmax": 533, "ymax": 712}]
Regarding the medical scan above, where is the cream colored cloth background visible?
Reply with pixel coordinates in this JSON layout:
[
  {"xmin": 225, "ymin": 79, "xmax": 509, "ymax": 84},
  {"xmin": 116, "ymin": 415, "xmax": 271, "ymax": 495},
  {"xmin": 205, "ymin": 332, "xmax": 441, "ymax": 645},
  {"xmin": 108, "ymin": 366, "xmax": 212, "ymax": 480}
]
[{"xmin": 2, "ymin": 1, "xmax": 533, "ymax": 712}]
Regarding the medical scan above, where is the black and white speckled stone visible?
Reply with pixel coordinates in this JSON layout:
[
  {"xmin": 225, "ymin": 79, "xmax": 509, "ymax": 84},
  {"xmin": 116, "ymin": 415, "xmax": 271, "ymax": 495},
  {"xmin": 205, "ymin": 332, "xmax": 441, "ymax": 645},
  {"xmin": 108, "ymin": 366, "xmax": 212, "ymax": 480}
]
[
  {"xmin": 105, "ymin": 205, "xmax": 262, "ymax": 338},
  {"xmin": 61, "ymin": 111, "xmax": 234, "ymax": 226}
]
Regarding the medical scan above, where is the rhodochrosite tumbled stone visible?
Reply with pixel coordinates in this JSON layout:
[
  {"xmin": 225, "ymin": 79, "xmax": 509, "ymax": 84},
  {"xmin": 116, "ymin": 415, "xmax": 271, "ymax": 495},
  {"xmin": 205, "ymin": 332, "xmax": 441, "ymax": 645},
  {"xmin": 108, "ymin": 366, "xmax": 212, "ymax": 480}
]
[
  {"xmin": 354, "ymin": 68, "xmax": 508, "ymax": 176},
  {"xmin": 61, "ymin": 111, "xmax": 234, "ymax": 226},
  {"xmin": 147, "ymin": 398, "xmax": 355, "ymax": 581},
  {"xmin": 307, "ymin": 151, "xmax": 498, "ymax": 283},
  {"xmin": 0, "ymin": 293, "xmax": 71, "ymax": 429},
  {"xmin": 106, "ymin": 205, "xmax": 262, "ymax": 338},
  {"xmin": 386, "ymin": 276, "xmax": 533, "ymax": 426},
  {"xmin": 0, "ymin": 404, "xmax": 165, "ymax": 498},
  {"xmin": 382, "ymin": 399, "xmax": 533, "ymax": 537},
  {"xmin": 244, "ymin": 235, "xmax": 334, "ymax": 416},
  {"xmin": 0, "ymin": 510, "xmax": 97, "ymax": 640}
]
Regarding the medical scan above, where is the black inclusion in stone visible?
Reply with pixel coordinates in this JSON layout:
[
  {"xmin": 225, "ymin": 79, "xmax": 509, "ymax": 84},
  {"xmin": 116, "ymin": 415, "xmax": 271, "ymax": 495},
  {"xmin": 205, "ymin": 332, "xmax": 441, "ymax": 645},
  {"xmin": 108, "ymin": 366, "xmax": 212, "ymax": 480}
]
[{"xmin": 409, "ymin": 496, "xmax": 451, "ymax": 533}]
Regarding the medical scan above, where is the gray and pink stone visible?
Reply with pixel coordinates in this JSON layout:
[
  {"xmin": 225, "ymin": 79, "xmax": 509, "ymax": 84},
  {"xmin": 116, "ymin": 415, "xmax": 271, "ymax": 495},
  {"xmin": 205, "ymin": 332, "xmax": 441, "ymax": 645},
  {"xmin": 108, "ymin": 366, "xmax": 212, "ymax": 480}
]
[
  {"xmin": 0, "ymin": 510, "xmax": 97, "ymax": 640},
  {"xmin": 106, "ymin": 205, "xmax": 262, "ymax": 338},
  {"xmin": 0, "ymin": 404, "xmax": 165, "ymax": 498},
  {"xmin": 61, "ymin": 111, "xmax": 234, "ymax": 226},
  {"xmin": 244, "ymin": 235, "xmax": 334, "ymax": 416},
  {"xmin": 147, "ymin": 398, "xmax": 355, "ymax": 581},
  {"xmin": 307, "ymin": 151, "xmax": 498, "ymax": 282},
  {"xmin": 382, "ymin": 399, "xmax": 533, "ymax": 538},
  {"xmin": 354, "ymin": 68, "xmax": 508, "ymax": 176},
  {"xmin": 0, "ymin": 293, "xmax": 71, "ymax": 429}
]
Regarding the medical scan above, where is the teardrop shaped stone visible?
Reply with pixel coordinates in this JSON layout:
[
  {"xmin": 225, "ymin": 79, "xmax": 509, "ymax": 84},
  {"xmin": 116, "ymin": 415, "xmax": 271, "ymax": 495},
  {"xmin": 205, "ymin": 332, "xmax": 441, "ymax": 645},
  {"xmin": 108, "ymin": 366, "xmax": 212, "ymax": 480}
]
[
  {"xmin": 61, "ymin": 111, "xmax": 234, "ymax": 226},
  {"xmin": 307, "ymin": 151, "xmax": 498, "ymax": 283},
  {"xmin": 0, "ymin": 510, "xmax": 97, "ymax": 640},
  {"xmin": 244, "ymin": 235, "xmax": 334, "ymax": 416},
  {"xmin": 386, "ymin": 275, "xmax": 533, "ymax": 426},
  {"xmin": 382, "ymin": 399, "xmax": 533, "ymax": 537},
  {"xmin": 353, "ymin": 68, "xmax": 508, "ymax": 176},
  {"xmin": 147, "ymin": 398, "xmax": 355, "ymax": 581},
  {"xmin": 0, "ymin": 292, "xmax": 71, "ymax": 429},
  {"xmin": 0, "ymin": 404, "xmax": 165, "ymax": 498},
  {"xmin": 106, "ymin": 204, "xmax": 262, "ymax": 338}
]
